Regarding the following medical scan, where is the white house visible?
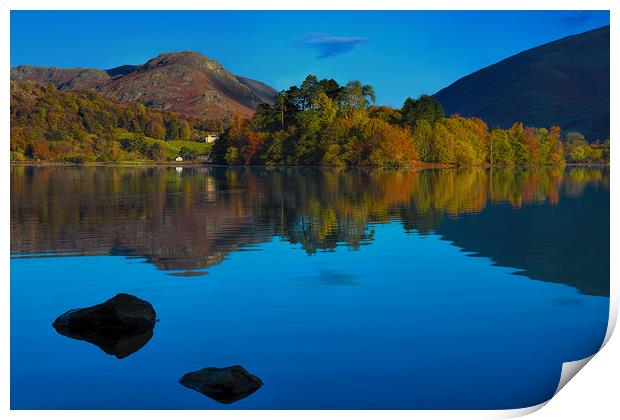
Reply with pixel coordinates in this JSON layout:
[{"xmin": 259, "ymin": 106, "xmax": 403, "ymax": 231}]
[
  {"xmin": 205, "ymin": 133, "xmax": 219, "ymax": 143},
  {"xmin": 175, "ymin": 156, "xmax": 183, "ymax": 162}
]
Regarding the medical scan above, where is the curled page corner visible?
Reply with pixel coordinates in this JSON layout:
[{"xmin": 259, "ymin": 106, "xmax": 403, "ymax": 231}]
[
  {"xmin": 496, "ymin": 401, "xmax": 548, "ymax": 418},
  {"xmin": 544, "ymin": 291, "xmax": 616, "ymax": 406},
  {"xmin": 554, "ymin": 355, "xmax": 595, "ymax": 396},
  {"xmin": 602, "ymin": 289, "xmax": 618, "ymax": 347},
  {"xmin": 502, "ymin": 350, "xmax": 601, "ymax": 418}
]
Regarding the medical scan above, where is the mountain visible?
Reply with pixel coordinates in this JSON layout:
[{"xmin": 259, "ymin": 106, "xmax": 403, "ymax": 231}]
[
  {"xmin": 237, "ymin": 76, "xmax": 280, "ymax": 105},
  {"xmin": 11, "ymin": 51, "xmax": 278, "ymax": 120},
  {"xmin": 433, "ymin": 26, "xmax": 610, "ymax": 141},
  {"xmin": 105, "ymin": 64, "xmax": 138, "ymax": 78},
  {"xmin": 10, "ymin": 65, "xmax": 109, "ymax": 90}
]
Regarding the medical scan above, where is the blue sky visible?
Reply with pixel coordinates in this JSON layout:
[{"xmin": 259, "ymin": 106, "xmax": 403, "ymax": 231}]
[{"xmin": 10, "ymin": 10, "xmax": 609, "ymax": 107}]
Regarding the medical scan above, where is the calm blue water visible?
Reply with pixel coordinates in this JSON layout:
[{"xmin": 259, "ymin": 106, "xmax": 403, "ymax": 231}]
[{"xmin": 10, "ymin": 166, "xmax": 609, "ymax": 409}]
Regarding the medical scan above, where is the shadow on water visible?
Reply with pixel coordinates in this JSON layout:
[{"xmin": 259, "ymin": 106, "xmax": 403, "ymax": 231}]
[
  {"xmin": 53, "ymin": 324, "xmax": 154, "ymax": 359},
  {"xmin": 11, "ymin": 165, "xmax": 609, "ymax": 296},
  {"xmin": 294, "ymin": 269, "xmax": 359, "ymax": 286}
]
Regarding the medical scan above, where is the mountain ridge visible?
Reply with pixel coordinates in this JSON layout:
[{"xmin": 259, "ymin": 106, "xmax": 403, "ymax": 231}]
[
  {"xmin": 433, "ymin": 25, "xmax": 610, "ymax": 141},
  {"xmin": 10, "ymin": 51, "xmax": 278, "ymax": 121}
]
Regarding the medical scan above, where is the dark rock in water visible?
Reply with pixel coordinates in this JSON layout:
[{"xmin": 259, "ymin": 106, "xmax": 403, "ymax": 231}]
[
  {"xmin": 179, "ymin": 365, "xmax": 263, "ymax": 404},
  {"xmin": 53, "ymin": 293, "xmax": 156, "ymax": 331},
  {"xmin": 52, "ymin": 293, "xmax": 156, "ymax": 358}
]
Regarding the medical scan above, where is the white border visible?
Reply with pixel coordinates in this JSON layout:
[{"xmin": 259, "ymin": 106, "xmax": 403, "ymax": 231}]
[
  {"xmin": 1, "ymin": 1, "xmax": 616, "ymax": 419},
  {"xmin": 0, "ymin": 0, "xmax": 617, "ymax": 10}
]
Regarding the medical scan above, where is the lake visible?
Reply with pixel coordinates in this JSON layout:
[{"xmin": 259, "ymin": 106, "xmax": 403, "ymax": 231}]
[{"xmin": 10, "ymin": 165, "xmax": 609, "ymax": 409}]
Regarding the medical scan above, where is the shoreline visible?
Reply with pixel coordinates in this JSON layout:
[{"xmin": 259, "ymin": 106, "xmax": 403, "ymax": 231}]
[{"xmin": 9, "ymin": 161, "xmax": 609, "ymax": 169}]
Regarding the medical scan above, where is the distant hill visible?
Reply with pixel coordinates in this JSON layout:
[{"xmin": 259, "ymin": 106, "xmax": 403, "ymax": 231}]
[
  {"xmin": 105, "ymin": 64, "xmax": 138, "ymax": 78},
  {"xmin": 11, "ymin": 51, "xmax": 278, "ymax": 120},
  {"xmin": 433, "ymin": 26, "xmax": 610, "ymax": 141},
  {"xmin": 10, "ymin": 65, "xmax": 109, "ymax": 90}
]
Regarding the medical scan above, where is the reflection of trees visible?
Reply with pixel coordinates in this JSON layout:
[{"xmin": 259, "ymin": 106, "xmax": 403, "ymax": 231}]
[
  {"xmin": 11, "ymin": 165, "xmax": 607, "ymax": 274},
  {"xmin": 564, "ymin": 167, "xmax": 609, "ymax": 197},
  {"xmin": 11, "ymin": 166, "xmax": 272, "ymax": 271}
]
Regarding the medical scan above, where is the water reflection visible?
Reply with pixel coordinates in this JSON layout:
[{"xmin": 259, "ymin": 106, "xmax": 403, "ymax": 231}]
[
  {"xmin": 10, "ymin": 165, "xmax": 609, "ymax": 295},
  {"xmin": 53, "ymin": 325, "xmax": 154, "ymax": 359}
]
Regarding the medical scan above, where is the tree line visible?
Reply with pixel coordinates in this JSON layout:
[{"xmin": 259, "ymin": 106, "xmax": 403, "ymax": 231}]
[
  {"xmin": 212, "ymin": 75, "xmax": 609, "ymax": 167},
  {"xmin": 10, "ymin": 76, "xmax": 610, "ymax": 166},
  {"xmin": 10, "ymin": 80, "xmax": 220, "ymax": 162}
]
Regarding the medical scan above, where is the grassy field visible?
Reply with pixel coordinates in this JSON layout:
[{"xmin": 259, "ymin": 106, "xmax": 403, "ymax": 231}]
[{"xmin": 119, "ymin": 131, "xmax": 213, "ymax": 160}]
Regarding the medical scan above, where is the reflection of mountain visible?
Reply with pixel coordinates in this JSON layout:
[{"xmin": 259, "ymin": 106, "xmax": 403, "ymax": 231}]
[
  {"xmin": 436, "ymin": 180, "xmax": 609, "ymax": 296},
  {"xmin": 10, "ymin": 166, "xmax": 608, "ymax": 295}
]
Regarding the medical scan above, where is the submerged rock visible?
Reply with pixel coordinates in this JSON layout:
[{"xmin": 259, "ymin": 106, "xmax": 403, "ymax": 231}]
[
  {"xmin": 52, "ymin": 293, "xmax": 156, "ymax": 358},
  {"xmin": 179, "ymin": 365, "xmax": 263, "ymax": 403}
]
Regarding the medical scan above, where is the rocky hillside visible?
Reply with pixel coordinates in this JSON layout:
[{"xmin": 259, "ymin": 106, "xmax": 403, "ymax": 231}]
[
  {"xmin": 11, "ymin": 51, "xmax": 278, "ymax": 120},
  {"xmin": 433, "ymin": 26, "xmax": 610, "ymax": 141},
  {"xmin": 10, "ymin": 65, "xmax": 109, "ymax": 90}
]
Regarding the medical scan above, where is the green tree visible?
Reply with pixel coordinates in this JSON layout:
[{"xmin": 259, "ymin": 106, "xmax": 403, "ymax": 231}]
[
  {"xmin": 166, "ymin": 119, "xmax": 180, "ymax": 140},
  {"xmin": 508, "ymin": 123, "xmax": 528, "ymax": 165},
  {"xmin": 564, "ymin": 131, "xmax": 590, "ymax": 162},
  {"xmin": 570, "ymin": 145, "xmax": 590, "ymax": 162},
  {"xmin": 225, "ymin": 146, "xmax": 240, "ymax": 165},
  {"xmin": 147, "ymin": 143, "xmax": 165, "ymax": 161},
  {"xmin": 489, "ymin": 128, "xmax": 514, "ymax": 166},
  {"xmin": 401, "ymin": 95, "xmax": 445, "ymax": 126},
  {"xmin": 179, "ymin": 146, "xmax": 196, "ymax": 161},
  {"xmin": 322, "ymin": 144, "xmax": 345, "ymax": 166},
  {"xmin": 411, "ymin": 120, "xmax": 434, "ymax": 162},
  {"xmin": 179, "ymin": 120, "xmax": 191, "ymax": 140},
  {"xmin": 432, "ymin": 124, "xmax": 455, "ymax": 163},
  {"xmin": 342, "ymin": 81, "xmax": 376, "ymax": 111},
  {"xmin": 299, "ymin": 75, "xmax": 321, "ymax": 110},
  {"xmin": 602, "ymin": 139, "xmax": 610, "ymax": 163}
]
